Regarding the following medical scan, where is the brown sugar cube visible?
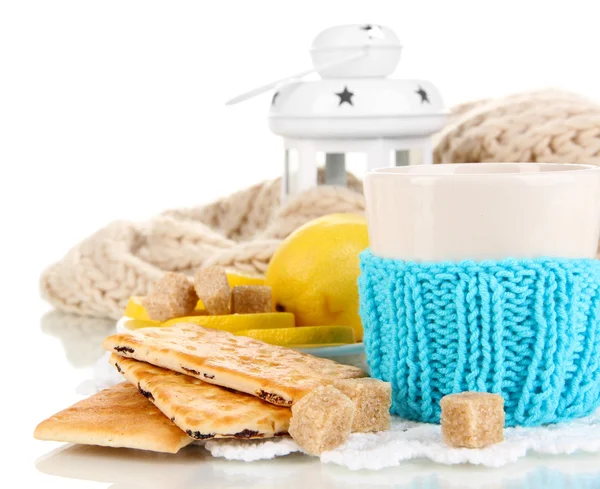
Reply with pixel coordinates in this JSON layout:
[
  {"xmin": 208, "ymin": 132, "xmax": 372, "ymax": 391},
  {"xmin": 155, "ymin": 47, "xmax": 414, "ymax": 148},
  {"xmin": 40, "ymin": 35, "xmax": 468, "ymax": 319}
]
[
  {"xmin": 142, "ymin": 272, "xmax": 198, "ymax": 321},
  {"xmin": 231, "ymin": 285, "xmax": 272, "ymax": 314},
  {"xmin": 193, "ymin": 266, "xmax": 231, "ymax": 315},
  {"xmin": 289, "ymin": 385, "xmax": 355, "ymax": 455},
  {"xmin": 440, "ymin": 392, "xmax": 505, "ymax": 448},
  {"xmin": 333, "ymin": 378, "xmax": 391, "ymax": 433}
]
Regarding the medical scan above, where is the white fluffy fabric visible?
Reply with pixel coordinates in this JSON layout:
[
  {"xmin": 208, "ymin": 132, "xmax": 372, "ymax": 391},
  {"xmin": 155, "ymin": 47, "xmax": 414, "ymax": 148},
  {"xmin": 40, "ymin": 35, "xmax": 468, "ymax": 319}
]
[
  {"xmin": 204, "ymin": 411, "xmax": 600, "ymax": 470},
  {"xmin": 206, "ymin": 437, "xmax": 301, "ymax": 462}
]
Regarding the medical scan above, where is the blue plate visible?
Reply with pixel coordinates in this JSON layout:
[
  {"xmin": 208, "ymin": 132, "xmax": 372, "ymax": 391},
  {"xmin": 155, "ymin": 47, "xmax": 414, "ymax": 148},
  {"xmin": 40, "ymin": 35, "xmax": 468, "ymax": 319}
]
[
  {"xmin": 296, "ymin": 343, "xmax": 364, "ymax": 356},
  {"xmin": 296, "ymin": 343, "xmax": 368, "ymax": 372}
]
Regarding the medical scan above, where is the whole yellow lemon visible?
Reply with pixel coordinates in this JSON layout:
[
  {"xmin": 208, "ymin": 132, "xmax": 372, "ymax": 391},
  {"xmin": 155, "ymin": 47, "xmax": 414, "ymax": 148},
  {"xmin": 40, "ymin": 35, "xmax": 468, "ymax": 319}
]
[{"xmin": 265, "ymin": 213, "xmax": 369, "ymax": 341}]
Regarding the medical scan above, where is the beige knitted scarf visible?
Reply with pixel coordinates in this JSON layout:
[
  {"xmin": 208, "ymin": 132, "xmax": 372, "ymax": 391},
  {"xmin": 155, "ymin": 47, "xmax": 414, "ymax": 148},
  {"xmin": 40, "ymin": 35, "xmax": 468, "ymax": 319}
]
[{"xmin": 41, "ymin": 90, "xmax": 600, "ymax": 320}]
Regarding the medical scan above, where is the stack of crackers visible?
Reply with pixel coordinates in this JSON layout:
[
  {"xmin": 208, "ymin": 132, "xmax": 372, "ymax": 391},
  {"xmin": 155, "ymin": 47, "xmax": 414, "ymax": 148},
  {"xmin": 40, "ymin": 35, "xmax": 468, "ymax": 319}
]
[{"xmin": 34, "ymin": 322, "xmax": 369, "ymax": 454}]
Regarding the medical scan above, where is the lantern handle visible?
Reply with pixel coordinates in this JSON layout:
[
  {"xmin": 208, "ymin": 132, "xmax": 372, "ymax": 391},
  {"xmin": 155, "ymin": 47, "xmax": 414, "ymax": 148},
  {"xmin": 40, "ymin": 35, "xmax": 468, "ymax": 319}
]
[{"xmin": 225, "ymin": 49, "xmax": 368, "ymax": 106}]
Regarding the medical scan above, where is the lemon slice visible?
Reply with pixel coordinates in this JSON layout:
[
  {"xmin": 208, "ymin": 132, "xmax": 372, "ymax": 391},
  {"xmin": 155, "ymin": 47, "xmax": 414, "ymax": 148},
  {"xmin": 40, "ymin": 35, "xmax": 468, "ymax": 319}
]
[
  {"xmin": 161, "ymin": 312, "xmax": 295, "ymax": 333},
  {"xmin": 227, "ymin": 273, "xmax": 265, "ymax": 287},
  {"xmin": 236, "ymin": 325, "xmax": 355, "ymax": 347},
  {"xmin": 123, "ymin": 296, "xmax": 207, "ymax": 320},
  {"xmin": 124, "ymin": 297, "xmax": 152, "ymax": 321}
]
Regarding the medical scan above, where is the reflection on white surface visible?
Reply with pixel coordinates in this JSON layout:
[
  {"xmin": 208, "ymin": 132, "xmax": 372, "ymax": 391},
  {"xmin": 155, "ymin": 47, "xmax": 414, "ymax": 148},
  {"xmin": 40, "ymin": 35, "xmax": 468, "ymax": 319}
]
[
  {"xmin": 35, "ymin": 443, "xmax": 317, "ymax": 489},
  {"xmin": 30, "ymin": 310, "xmax": 600, "ymax": 489},
  {"xmin": 40, "ymin": 311, "xmax": 116, "ymax": 368},
  {"xmin": 34, "ymin": 442, "xmax": 600, "ymax": 489},
  {"xmin": 320, "ymin": 453, "xmax": 600, "ymax": 488}
]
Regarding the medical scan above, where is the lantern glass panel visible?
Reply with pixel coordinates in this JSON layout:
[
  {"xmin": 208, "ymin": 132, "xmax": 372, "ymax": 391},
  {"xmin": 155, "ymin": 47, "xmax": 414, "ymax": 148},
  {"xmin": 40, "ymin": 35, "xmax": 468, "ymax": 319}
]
[
  {"xmin": 395, "ymin": 148, "xmax": 424, "ymax": 166},
  {"xmin": 345, "ymin": 152, "xmax": 369, "ymax": 180},
  {"xmin": 316, "ymin": 152, "xmax": 367, "ymax": 187},
  {"xmin": 323, "ymin": 153, "xmax": 347, "ymax": 186},
  {"xmin": 395, "ymin": 150, "xmax": 409, "ymax": 166}
]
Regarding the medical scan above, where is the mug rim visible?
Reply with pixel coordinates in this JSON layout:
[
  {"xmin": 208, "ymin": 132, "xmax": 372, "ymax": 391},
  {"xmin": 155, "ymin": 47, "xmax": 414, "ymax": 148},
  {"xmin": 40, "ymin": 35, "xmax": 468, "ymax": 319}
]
[{"xmin": 366, "ymin": 162, "xmax": 600, "ymax": 177}]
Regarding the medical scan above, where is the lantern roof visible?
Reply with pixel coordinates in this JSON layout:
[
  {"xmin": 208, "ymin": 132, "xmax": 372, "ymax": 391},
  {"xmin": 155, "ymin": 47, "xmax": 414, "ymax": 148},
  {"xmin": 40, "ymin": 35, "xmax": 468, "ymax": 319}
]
[
  {"xmin": 269, "ymin": 79, "xmax": 444, "ymax": 139},
  {"xmin": 310, "ymin": 24, "xmax": 402, "ymax": 78},
  {"xmin": 268, "ymin": 24, "xmax": 446, "ymax": 140}
]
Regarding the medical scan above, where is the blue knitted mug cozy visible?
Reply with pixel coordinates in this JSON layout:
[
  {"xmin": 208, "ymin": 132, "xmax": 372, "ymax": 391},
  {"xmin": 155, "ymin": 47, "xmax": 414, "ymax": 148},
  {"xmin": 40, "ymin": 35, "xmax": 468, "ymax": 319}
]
[{"xmin": 358, "ymin": 250, "xmax": 600, "ymax": 427}]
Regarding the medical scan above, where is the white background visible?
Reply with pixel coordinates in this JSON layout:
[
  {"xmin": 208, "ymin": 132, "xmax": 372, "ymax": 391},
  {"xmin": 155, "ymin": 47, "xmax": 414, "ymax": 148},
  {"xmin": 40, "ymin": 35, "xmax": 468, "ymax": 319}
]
[
  {"xmin": 3, "ymin": 0, "xmax": 600, "ymax": 282},
  {"xmin": 3, "ymin": 2, "xmax": 600, "ymax": 487}
]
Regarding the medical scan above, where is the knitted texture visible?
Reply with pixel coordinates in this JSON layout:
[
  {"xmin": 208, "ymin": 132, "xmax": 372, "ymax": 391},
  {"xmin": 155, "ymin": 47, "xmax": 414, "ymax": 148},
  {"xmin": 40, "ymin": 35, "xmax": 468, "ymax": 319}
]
[
  {"xmin": 358, "ymin": 251, "xmax": 600, "ymax": 427},
  {"xmin": 40, "ymin": 89, "xmax": 600, "ymax": 320},
  {"xmin": 40, "ymin": 174, "xmax": 364, "ymax": 319},
  {"xmin": 434, "ymin": 89, "xmax": 600, "ymax": 165}
]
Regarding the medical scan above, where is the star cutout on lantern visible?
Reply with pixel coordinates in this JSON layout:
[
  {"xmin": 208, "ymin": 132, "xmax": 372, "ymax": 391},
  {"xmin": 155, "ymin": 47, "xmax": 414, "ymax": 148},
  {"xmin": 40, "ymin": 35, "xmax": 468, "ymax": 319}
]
[
  {"xmin": 336, "ymin": 86, "xmax": 354, "ymax": 106},
  {"xmin": 271, "ymin": 91, "xmax": 279, "ymax": 107},
  {"xmin": 416, "ymin": 86, "xmax": 430, "ymax": 104},
  {"xmin": 360, "ymin": 24, "xmax": 384, "ymax": 39}
]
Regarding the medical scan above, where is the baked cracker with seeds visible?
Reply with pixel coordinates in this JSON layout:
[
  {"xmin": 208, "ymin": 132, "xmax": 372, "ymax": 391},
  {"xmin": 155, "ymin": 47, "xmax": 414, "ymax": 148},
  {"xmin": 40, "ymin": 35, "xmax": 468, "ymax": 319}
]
[
  {"xmin": 34, "ymin": 383, "xmax": 192, "ymax": 453},
  {"xmin": 103, "ymin": 323, "xmax": 365, "ymax": 406},
  {"xmin": 110, "ymin": 354, "xmax": 291, "ymax": 440}
]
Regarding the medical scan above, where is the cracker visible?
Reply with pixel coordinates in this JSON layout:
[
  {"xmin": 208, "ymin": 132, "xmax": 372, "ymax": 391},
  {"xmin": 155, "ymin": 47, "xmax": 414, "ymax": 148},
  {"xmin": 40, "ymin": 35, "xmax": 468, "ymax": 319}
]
[
  {"xmin": 33, "ymin": 383, "xmax": 192, "ymax": 453},
  {"xmin": 288, "ymin": 385, "xmax": 354, "ymax": 455},
  {"xmin": 110, "ymin": 354, "xmax": 290, "ymax": 439},
  {"xmin": 194, "ymin": 267, "xmax": 231, "ymax": 315},
  {"xmin": 103, "ymin": 323, "xmax": 365, "ymax": 406}
]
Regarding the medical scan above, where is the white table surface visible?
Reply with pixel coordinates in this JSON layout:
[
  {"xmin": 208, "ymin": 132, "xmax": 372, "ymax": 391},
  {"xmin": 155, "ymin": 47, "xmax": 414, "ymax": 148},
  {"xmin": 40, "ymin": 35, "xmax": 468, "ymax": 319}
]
[{"xmin": 11, "ymin": 303, "xmax": 600, "ymax": 489}]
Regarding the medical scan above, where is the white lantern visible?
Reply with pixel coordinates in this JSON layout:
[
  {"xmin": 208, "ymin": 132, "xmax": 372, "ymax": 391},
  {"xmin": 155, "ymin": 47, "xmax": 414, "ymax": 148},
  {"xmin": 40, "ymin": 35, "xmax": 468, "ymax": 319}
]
[
  {"xmin": 227, "ymin": 24, "xmax": 446, "ymax": 201},
  {"xmin": 269, "ymin": 25, "xmax": 446, "ymax": 200}
]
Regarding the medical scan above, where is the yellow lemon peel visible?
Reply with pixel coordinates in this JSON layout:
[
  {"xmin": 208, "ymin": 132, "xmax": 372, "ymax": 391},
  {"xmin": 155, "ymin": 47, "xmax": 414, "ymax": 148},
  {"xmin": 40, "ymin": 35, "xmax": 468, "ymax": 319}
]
[
  {"xmin": 236, "ymin": 325, "xmax": 355, "ymax": 347},
  {"xmin": 265, "ymin": 213, "xmax": 368, "ymax": 341},
  {"xmin": 161, "ymin": 312, "xmax": 295, "ymax": 333}
]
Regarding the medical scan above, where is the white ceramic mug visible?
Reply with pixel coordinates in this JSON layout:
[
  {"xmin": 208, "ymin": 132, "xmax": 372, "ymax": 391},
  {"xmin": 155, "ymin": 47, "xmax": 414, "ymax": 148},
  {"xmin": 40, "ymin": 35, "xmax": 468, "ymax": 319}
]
[{"xmin": 363, "ymin": 163, "xmax": 600, "ymax": 262}]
